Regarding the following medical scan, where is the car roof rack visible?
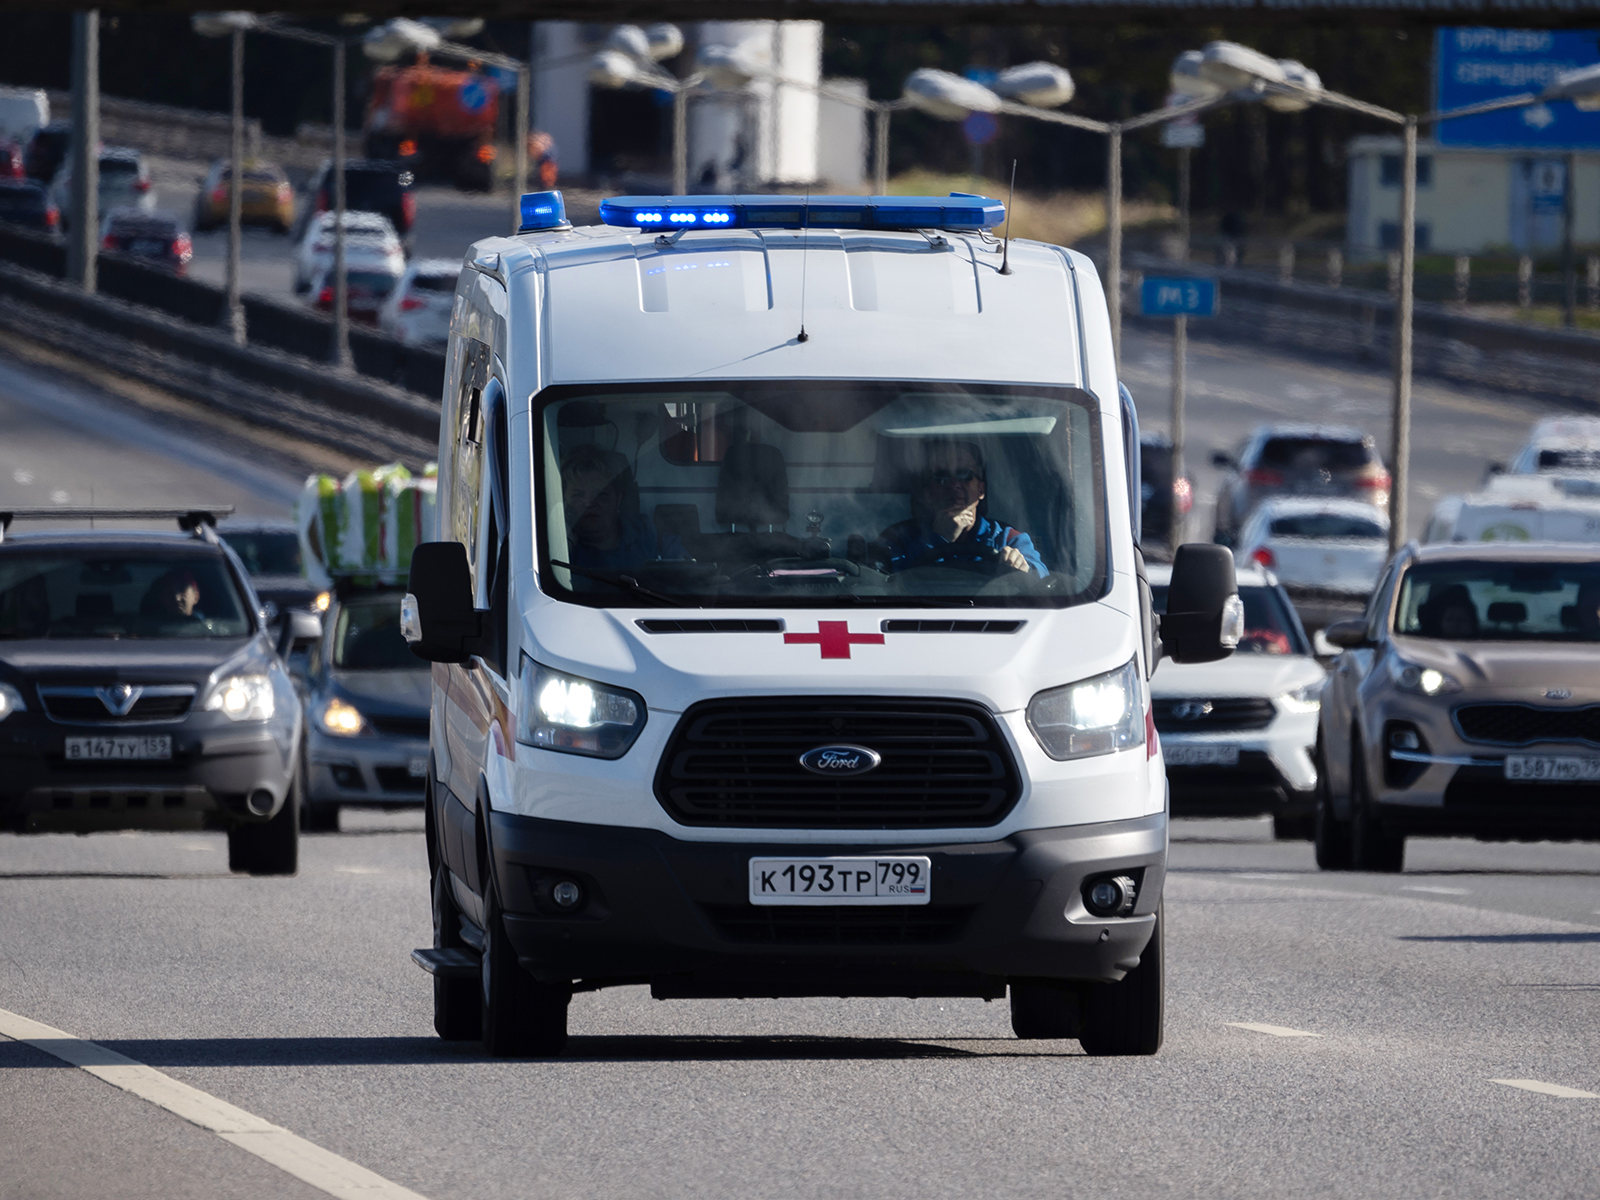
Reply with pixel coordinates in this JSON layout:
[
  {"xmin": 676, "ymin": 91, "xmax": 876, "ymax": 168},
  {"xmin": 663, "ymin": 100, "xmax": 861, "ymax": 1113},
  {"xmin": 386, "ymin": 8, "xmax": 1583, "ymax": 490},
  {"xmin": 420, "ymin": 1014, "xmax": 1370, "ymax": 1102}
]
[{"xmin": 0, "ymin": 507, "xmax": 235, "ymax": 544}]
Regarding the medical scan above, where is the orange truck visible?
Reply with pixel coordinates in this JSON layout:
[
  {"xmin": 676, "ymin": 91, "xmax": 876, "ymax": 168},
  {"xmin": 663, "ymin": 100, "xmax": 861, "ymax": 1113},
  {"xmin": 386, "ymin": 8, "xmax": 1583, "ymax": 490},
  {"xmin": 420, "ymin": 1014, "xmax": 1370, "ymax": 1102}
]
[{"xmin": 363, "ymin": 59, "xmax": 504, "ymax": 192}]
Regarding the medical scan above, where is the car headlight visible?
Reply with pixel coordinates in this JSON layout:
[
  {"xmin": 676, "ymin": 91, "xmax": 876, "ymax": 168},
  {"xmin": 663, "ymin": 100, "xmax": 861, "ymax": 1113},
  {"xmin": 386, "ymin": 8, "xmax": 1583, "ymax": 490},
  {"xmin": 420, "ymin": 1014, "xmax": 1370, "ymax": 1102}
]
[
  {"xmin": 319, "ymin": 696, "xmax": 366, "ymax": 736},
  {"xmin": 1026, "ymin": 658, "xmax": 1144, "ymax": 761},
  {"xmin": 516, "ymin": 654, "xmax": 645, "ymax": 759},
  {"xmin": 204, "ymin": 673, "xmax": 275, "ymax": 721},
  {"xmin": 1279, "ymin": 681, "xmax": 1323, "ymax": 714},
  {"xmin": 0, "ymin": 683, "xmax": 26, "ymax": 722},
  {"xmin": 1387, "ymin": 655, "xmax": 1462, "ymax": 697}
]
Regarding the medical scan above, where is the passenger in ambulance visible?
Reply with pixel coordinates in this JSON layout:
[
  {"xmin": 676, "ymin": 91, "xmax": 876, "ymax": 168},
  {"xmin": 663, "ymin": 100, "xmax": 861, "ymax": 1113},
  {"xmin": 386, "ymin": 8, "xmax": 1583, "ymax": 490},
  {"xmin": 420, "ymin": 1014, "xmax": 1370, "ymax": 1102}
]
[
  {"xmin": 561, "ymin": 444, "xmax": 684, "ymax": 573},
  {"xmin": 877, "ymin": 440, "xmax": 1047, "ymax": 576}
]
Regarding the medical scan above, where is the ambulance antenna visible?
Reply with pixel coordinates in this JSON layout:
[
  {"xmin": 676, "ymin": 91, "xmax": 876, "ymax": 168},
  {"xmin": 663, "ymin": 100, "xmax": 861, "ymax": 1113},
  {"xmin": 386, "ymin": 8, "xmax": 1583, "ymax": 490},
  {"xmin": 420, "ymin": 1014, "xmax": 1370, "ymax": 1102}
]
[
  {"xmin": 797, "ymin": 192, "xmax": 810, "ymax": 343},
  {"xmin": 999, "ymin": 159, "xmax": 1016, "ymax": 276}
]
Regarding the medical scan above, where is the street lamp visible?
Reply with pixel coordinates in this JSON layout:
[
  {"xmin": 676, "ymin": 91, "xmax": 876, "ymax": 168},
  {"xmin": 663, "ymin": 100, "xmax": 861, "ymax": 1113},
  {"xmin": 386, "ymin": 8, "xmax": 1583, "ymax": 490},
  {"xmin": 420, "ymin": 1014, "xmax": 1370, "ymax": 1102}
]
[
  {"xmin": 590, "ymin": 24, "xmax": 696, "ymax": 195},
  {"xmin": 191, "ymin": 11, "xmax": 256, "ymax": 346}
]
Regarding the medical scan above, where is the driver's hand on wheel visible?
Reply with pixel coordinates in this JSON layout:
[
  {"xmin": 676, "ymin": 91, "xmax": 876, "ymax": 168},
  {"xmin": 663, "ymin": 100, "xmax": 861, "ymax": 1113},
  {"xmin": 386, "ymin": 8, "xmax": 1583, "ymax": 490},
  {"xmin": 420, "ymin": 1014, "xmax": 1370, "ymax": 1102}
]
[{"xmin": 1000, "ymin": 546, "xmax": 1028, "ymax": 573}]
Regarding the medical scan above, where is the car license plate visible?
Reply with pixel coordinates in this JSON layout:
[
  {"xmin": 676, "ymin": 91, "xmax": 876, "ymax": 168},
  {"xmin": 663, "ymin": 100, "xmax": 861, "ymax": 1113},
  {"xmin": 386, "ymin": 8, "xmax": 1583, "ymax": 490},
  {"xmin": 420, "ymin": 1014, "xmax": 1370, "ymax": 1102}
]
[
  {"xmin": 130, "ymin": 239, "xmax": 164, "ymax": 256},
  {"xmin": 65, "ymin": 736, "xmax": 171, "ymax": 761},
  {"xmin": 1504, "ymin": 754, "xmax": 1600, "ymax": 782},
  {"xmin": 1163, "ymin": 742, "xmax": 1240, "ymax": 767},
  {"xmin": 407, "ymin": 756, "xmax": 428, "ymax": 779},
  {"xmin": 749, "ymin": 856, "xmax": 931, "ymax": 906}
]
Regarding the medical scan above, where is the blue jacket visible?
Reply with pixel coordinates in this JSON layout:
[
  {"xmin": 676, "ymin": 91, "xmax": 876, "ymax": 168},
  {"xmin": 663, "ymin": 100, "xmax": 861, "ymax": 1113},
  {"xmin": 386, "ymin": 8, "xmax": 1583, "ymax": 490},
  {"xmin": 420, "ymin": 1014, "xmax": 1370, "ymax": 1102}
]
[
  {"xmin": 568, "ymin": 514, "xmax": 684, "ymax": 574},
  {"xmin": 878, "ymin": 515, "xmax": 1049, "ymax": 577}
]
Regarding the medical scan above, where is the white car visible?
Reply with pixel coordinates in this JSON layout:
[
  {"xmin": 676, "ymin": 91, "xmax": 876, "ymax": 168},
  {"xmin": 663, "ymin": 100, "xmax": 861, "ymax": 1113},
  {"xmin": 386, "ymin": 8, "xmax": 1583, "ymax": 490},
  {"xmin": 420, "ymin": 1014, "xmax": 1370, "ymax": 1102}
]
[
  {"xmin": 49, "ymin": 147, "xmax": 154, "ymax": 230},
  {"xmin": 1149, "ymin": 562, "xmax": 1325, "ymax": 839},
  {"xmin": 1235, "ymin": 496, "xmax": 1389, "ymax": 632},
  {"xmin": 1505, "ymin": 415, "xmax": 1600, "ymax": 476},
  {"xmin": 292, "ymin": 210, "xmax": 404, "ymax": 296},
  {"xmin": 379, "ymin": 259, "xmax": 460, "ymax": 346}
]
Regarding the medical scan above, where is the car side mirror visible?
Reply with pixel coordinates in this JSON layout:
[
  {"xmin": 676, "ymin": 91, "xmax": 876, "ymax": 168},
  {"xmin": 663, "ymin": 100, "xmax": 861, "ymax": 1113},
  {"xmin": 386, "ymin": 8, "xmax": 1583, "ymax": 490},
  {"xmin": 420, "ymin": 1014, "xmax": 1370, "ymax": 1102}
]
[
  {"xmin": 276, "ymin": 608, "xmax": 322, "ymax": 658},
  {"xmin": 404, "ymin": 541, "xmax": 483, "ymax": 664},
  {"xmin": 1160, "ymin": 543, "xmax": 1243, "ymax": 664},
  {"xmin": 1486, "ymin": 461, "xmax": 1505, "ymax": 477},
  {"xmin": 1322, "ymin": 618, "xmax": 1372, "ymax": 650},
  {"xmin": 1211, "ymin": 450, "xmax": 1235, "ymax": 469},
  {"xmin": 258, "ymin": 599, "xmax": 280, "ymax": 627}
]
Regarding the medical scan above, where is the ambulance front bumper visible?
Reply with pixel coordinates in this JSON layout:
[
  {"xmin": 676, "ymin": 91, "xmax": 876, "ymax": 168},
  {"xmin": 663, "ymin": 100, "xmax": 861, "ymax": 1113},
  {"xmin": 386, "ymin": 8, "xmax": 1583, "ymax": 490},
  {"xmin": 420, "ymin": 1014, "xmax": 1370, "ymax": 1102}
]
[{"xmin": 486, "ymin": 810, "xmax": 1166, "ymax": 996}]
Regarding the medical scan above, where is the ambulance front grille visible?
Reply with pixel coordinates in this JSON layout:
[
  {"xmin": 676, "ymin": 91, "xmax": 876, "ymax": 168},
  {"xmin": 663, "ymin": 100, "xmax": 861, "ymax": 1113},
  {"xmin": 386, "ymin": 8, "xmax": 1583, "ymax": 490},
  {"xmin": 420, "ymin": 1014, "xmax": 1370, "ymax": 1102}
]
[{"xmin": 654, "ymin": 697, "xmax": 1020, "ymax": 829}]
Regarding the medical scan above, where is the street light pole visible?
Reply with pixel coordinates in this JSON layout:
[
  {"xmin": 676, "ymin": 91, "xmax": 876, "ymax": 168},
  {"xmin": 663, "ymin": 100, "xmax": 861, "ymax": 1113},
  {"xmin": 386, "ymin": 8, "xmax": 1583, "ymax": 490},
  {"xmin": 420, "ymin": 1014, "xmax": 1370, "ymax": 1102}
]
[
  {"xmin": 227, "ymin": 25, "xmax": 246, "ymax": 344},
  {"xmin": 1390, "ymin": 115, "xmax": 1416, "ymax": 552},
  {"xmin": 673, "ymin": 85, "xmax": 689, "ymax": 195},
  {"xmin": 1106, "ymin": 124, "xmax": 1123, "ymax": 367},
  {"xmin": 332, "ymin": 37, "xmax": 349, "ymax": 369},
  {"xmin": 514, "ymin": 63, "xmax": 530, "ymax": 231},
  {"xmin": 67, "ymin": 10, "xmax": 99, "ymax": 294},
  {"xmin": 874, "ymin": 105, "xmax": 890, "ymax": 194}
]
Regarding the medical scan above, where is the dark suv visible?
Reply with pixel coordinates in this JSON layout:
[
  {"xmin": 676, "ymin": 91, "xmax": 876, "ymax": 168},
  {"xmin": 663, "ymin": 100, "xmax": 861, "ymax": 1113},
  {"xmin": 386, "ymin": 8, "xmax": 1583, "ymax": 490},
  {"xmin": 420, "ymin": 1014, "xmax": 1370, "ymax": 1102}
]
[
  {"xmin": 294, "ymin": 158, "xmax": 415, "ymax": 241},
  {"xmin": 0, "ymin": 509, "xmax": 310, "ymax": 874},
  {"xmin": 1211, "ymin": 424, "xmax": 1390, "ymax": 547}
]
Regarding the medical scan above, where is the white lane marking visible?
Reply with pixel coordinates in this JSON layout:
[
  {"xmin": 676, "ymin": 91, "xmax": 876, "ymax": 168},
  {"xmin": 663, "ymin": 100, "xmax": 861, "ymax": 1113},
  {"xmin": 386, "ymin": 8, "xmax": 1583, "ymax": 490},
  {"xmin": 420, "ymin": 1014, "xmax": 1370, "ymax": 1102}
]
[
  {"xmin": 336, "ymin": 866, "xmax": 382, "ymax": 874},
  {"xmin": 13, "ymin": 468, "xmax": 33, "ymax": 484},
  {"xmin": 1490, "ymin": 1079, "xmax": 1600, "ymax": 1099},
  {"xmin": 0, "ymin": 1007, "xmax": 429, "ymax": 1199},
  {"xmin": 1401, "ymin": 885, "xmax": 1471, "ymax": 895},
  {"xmin": 1233, "ymin": 872, "xmax": 1298, "ymax": 881},
  {"xmin": 1226, "ymin": 1022, "xmax": 1322, "ymax": 1038}
]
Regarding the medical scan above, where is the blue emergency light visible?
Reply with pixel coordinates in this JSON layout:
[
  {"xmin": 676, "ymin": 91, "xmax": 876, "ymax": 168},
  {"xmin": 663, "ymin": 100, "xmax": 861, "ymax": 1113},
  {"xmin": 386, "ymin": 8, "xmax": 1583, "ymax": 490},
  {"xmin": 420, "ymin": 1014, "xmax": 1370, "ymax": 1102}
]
[
  {"xmin": 597, "ymin": 193, "xmax": 1006, "ymax": 233},
  {"xmin": 518, "ymin": 190, "xmax": 569, "ymax": 232}
]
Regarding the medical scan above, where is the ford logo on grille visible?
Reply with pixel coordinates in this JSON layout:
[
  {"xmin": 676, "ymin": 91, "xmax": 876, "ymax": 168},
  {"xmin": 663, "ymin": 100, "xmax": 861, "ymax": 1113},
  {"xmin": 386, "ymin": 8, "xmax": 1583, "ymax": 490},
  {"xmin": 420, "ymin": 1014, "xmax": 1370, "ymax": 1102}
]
[{"xmin": 798, "ymin": 744, "xmax": 882, "ymax": 775}]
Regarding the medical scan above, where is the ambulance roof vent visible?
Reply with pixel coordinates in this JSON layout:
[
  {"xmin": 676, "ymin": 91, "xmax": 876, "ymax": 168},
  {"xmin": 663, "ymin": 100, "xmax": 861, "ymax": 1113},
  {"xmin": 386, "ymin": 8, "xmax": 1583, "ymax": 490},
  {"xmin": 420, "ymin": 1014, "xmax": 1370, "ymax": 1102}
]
[{"xmin": 597, "ymin": 193, "xmax": 1006, "ymax": 233}]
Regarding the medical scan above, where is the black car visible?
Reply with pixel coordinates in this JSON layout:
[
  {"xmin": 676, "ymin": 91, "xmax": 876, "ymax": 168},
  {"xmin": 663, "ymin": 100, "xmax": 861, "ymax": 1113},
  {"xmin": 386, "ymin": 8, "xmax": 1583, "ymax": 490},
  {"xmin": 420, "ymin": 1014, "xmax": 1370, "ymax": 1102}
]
[
  {"xmin": 295, "ymin": 159, "xmax": 415, "ymax": 241},
  {"xmin": 100, "ymin": 209, "xmax": 191, "ymax": 274},
  {"xmin": 24, "ymin": 119, "xmax": 70, "ymax": 184},
  {"xmin": 218, "ymin": 519, "xmax": 323, "ymax": 617},
  {"xmin": 0, "ymin": 178, "xmax": 57, "ymax": 232},
  {"xmin": 1139, "ymin": 434, "xmax": 1192, "ymax": 552},
  {"xmin": 0, "ymin": 509, "xmax": 313, "ymax": 874}
]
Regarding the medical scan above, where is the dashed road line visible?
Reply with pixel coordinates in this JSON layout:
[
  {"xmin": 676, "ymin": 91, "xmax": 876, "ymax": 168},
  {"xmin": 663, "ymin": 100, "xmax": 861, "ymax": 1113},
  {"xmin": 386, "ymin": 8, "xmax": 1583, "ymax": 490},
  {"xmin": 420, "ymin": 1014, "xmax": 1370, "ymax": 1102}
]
[
  {"xmin": 1401, "ymin": 885, "xmax": 1471, "ymax": 895},
  {"xmin": 0, "ymin": 1006, "xmax": 429, "ymax": 1200},
  {"xmin": 1225, "ymin": 1022, "xmax": 1322, "ymax": 1038},
  {"xmin": 1490, "ymin": 1079, "xmax": 1600, "ymax": 1099},
  {"xmin": 1232, "ymin": 872, "xmax": 1298, "ymax": 881}
]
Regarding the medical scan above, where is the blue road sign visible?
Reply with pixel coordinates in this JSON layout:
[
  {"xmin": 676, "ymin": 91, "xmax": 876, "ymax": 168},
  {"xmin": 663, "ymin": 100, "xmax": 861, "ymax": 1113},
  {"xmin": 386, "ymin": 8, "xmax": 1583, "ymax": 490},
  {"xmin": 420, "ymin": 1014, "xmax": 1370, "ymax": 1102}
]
[
  {"xmin": 458, "ymin": 78, "xmax": 490, "ymax": 114},
  {"xmin": 1141, "ymin": 277, "xmax": 1217, "ymax": 318},
  {"xmin": 1436, "ymin": 27, "xmax": 1600, "ymax": 149},
  {"xmin": 963, "ymin": 111, "xmax": 999, "ymax": 146}
]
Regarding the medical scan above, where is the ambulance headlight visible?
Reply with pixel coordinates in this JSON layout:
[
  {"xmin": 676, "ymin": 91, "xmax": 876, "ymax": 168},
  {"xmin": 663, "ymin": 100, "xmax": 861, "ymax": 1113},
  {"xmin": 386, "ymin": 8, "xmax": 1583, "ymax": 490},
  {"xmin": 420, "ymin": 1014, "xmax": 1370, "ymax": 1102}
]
[
  {"xmin": 516, "ymin": 654, "xmax": 646, "ymax": 759},
  {"xmin": 1026, "ymin": 659, "xmax": 1144, "ymax": 761}
]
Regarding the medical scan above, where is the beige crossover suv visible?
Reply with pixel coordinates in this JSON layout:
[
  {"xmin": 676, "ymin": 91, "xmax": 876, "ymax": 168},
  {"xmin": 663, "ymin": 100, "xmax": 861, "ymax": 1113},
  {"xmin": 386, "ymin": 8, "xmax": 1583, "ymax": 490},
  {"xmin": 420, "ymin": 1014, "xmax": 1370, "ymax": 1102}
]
[{"xmin": 1314, "ymin": 541, "xmax": 1600, "ymax": 872}]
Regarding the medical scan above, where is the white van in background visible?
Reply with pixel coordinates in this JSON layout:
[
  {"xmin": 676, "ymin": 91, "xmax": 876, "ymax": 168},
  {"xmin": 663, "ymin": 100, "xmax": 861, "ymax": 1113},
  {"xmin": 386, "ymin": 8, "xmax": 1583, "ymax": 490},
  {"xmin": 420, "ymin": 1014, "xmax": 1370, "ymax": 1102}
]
[
  {"xmin": 1424, "ymin": 474, "xmax": 1600, "ymax": 545},
  {"xmin": 402, "ymin": 190, "xmax": 1241, "ymax": 1059},
  {"xmin": 0, "ymin": 86, "xmax": 48, "ymax": 147}
]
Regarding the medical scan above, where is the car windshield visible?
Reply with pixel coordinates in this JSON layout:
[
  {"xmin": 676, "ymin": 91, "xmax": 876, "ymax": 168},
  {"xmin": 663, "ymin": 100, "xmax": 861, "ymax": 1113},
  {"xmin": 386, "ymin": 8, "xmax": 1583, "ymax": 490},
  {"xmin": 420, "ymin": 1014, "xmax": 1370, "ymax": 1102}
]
[
  {"xmin": 99, "ymin": 158, "xmax": 139, "ymax": 177},
  {"xmin": 333, "ymin": 595, "xmax": 414, "ymax": 668},
  {"xmin": 413, "ymin": 273, "xmax": 457, "ymax": 292},
  {"xmin": 1535, "ymin": 447, "xmax": 1600, "ymax": 471},
  {"xmin": 534, "ymin": 381, "xmax": 1105, "ymax": 608},
  {"xmin": 1396, "ymin": 560, "xmax": 1600, "ymax": 641},
  {"xmin": 341, "ymin": 172, "xmax": 401, "ymax": 208},
  {"xmin": 1258, "ymin": 437, "xmax": 1371, "ymax": 471},
  {"xmin": 1269, "ymin": 513, "xmax": 1386, "ymax": 539},
  {"xmin": 1152, "ymin": 583, "xmax": 1307, "ymax": 656},
  {"xmin": 222, "ymin": 530, "xmax": 303, "ymax": 576},
  {"xmin": 0, "ymin": 552, "xmax": 251, "ymax": 639},
  {"xmin": 346, "ymin": 270, "xmax": 397, "ymax": 293}
]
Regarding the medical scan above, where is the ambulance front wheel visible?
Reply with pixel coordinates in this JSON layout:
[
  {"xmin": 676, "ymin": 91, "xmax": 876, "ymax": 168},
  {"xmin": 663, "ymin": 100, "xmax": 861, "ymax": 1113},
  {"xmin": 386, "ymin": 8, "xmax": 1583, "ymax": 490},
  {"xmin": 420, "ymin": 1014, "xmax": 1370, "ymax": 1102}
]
[
  {"xmin": 1077, "ymin": 906, "xmax": 1164, "ymax": 1056},
  {"xmin": 481, "ymin": 877, "xmax": 570, "ymax": 1057}
]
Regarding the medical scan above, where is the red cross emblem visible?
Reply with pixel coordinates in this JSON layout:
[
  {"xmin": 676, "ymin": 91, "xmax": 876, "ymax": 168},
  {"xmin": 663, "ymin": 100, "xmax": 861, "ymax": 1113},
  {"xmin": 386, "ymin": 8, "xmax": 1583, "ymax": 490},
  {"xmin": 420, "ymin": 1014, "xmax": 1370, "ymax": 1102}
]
[{"xmin": 783, "ymin": 621, "xmax": 885, "ymax": 660}]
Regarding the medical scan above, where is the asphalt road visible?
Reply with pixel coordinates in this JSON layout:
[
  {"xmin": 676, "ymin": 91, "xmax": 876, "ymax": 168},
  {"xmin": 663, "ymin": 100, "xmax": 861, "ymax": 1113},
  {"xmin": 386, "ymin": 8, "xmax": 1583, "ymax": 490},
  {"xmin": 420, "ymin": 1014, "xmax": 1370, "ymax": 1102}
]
[{"xmin": 3, "ymin": 303, "xmax": 1599, "ymax": 1199}]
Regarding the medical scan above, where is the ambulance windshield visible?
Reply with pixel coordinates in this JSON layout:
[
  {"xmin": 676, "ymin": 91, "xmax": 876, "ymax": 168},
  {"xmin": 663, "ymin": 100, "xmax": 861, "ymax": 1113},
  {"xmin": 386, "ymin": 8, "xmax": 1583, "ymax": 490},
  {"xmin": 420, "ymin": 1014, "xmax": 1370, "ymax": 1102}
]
[{"xmin": 536, "ymin": 381, "xmax": 1105, "ymax": 608}]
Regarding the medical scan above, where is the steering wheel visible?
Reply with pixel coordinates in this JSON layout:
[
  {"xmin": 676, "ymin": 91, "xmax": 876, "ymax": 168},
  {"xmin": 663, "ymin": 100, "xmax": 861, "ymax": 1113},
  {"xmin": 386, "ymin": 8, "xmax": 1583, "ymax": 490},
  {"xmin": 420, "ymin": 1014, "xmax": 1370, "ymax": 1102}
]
[{"xmin": 907, "ymin": 543, "xmax": 1005, "ymax": 572}]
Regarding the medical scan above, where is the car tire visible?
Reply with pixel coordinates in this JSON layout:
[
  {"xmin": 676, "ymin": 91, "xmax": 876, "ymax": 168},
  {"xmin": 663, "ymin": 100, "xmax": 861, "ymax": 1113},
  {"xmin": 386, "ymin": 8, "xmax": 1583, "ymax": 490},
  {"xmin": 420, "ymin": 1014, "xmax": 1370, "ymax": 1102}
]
[
  {"xmin": 1078, "ymin": 906, "xmax": 1163, "ymax": 1057},
  {"xmin": 481, "ymin": 876, "xmax": 570, "ymax": 1057},
  {"xmin": 1010, "ymin": 980, "xmax": 1082, "ymax": 1039},
  {"xmin": 1312, "ymin": 734, "xmax": 1353, "ymax": 870},
  {"xmin": 227, "ymin": 774, "xmax": 300, "ymax": 876},
  {"xmin": 301, "ymin": 803, "xmax": 339, "ymax": 833},
  {"xmin": 1273, "ymin": 811, "xmax": 1314, "ymax": 841},
  {"xmin": 1351, "ymin": 744, "xmax": 1405, "ymax": 873}
]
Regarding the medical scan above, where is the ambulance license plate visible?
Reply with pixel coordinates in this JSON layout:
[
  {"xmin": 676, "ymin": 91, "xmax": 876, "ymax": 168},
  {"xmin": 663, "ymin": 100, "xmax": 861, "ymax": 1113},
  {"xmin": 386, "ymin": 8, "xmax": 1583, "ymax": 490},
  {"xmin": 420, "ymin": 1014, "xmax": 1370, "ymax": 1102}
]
[
  {"xmin": 65, "ymin": 736, "xmax": 172, "ymax": 761},
  {"xmin": 1504, "ymin": 754, "xmax": 1600, "ymax": 783},
  {"xmin": 1163, "ymin": 742, "xmax": 1240, "ymax": 767},
  {"xmin": 749, "ymin": 856, "xmax": 932, "ymax": 905}
]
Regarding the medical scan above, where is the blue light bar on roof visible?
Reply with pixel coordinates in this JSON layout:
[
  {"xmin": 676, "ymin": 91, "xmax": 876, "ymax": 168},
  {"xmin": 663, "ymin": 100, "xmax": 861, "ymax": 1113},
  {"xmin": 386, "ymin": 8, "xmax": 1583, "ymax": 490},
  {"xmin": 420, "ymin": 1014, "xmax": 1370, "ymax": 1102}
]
[
  {"xmin": 519, "ymin": 190, "xmax": 569, "ymax": 232},
  {"xmin": 598, "ymin": 193, "xmax": 1006, "ymax": 232}
]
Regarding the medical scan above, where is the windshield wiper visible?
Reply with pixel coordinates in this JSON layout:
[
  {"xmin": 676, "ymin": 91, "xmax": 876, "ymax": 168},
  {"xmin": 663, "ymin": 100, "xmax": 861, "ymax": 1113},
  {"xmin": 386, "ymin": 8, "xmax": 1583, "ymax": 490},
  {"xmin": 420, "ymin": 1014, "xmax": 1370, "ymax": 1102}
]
[{"xmin": 549, "ymin": 561, "xmax": 685, "ymax": 607}]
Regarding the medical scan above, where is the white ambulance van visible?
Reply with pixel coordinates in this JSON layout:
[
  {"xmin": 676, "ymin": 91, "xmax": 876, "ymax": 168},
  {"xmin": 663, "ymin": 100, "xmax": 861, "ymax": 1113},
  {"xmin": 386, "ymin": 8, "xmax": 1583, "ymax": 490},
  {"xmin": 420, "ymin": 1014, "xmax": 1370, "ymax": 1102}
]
[{"xmin": 403, "ymin": 191, "xmax": 1241, "ymax": 1057}]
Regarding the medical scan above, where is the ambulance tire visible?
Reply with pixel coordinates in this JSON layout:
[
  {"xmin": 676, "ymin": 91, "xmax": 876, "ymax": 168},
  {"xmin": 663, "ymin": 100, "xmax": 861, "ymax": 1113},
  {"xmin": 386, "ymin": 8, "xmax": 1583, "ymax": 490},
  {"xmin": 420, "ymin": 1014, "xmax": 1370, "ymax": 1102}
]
[
  {"xmin": 1078, "ymin": 906, "xmax": 1163, "ymax": 1057},
  {"xmin": 431, "ymin": 862, "xmax": 481, "ymax": 1042},
  {"xmin": 1009, "ymin": 980, "xmax": 1082, "ymax": 1039},
  {"xmin": 481, "ymin": 878, "xmax": 570, "ymax": 1057}
]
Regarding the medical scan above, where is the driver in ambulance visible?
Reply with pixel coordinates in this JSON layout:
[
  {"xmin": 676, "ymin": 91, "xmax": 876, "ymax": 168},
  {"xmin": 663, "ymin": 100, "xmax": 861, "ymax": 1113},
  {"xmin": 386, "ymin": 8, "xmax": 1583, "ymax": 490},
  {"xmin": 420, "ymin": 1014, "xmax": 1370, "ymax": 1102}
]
[{"xmin": 876, "ymin": 441, "xmax": 1047, "ymax": 577}]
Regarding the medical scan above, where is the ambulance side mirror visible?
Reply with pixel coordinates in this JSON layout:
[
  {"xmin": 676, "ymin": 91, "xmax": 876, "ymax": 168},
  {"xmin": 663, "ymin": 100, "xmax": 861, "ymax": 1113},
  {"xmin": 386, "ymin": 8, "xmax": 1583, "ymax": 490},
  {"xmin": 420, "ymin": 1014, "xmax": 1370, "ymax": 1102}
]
[
  {"xmin": 1160, "ymin": 544, "xmax": 1242, "ymax": 664},
  {"xmin": 404, "ymin": 541, "xmax": 484, "ymax": 664}
]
